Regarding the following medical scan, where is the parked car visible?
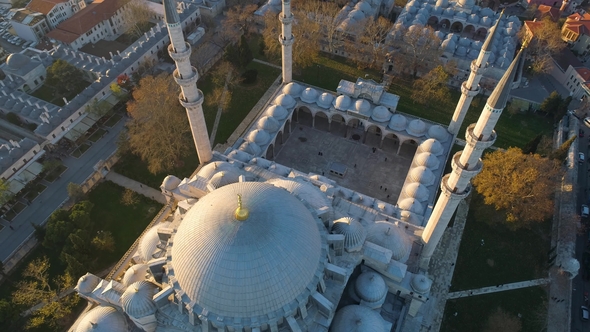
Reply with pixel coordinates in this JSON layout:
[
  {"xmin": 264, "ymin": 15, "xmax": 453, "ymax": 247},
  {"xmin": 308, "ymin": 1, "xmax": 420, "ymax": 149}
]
[
  {"xmin": 585, "ymin": 117, "xmax": 590, "ymax": 128},
  {"xmin": 580, "ymin": 152, "xmax": 585, "ymax": 164},
  {"xmin": 582, "ymin": 204, "xmax": 589, "ymax": 218},
  {"xmin": 582, "ymin": 306, "xmax": 589, "ymax": 321}
]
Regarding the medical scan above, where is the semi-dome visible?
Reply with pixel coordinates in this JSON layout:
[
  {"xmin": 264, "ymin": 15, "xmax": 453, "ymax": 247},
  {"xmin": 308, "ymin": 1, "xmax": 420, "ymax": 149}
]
[
  {"xmin": 334, "ymin": 95, "xmax": 351, "ymax": 110},
  {"xmin": 407, "ymin": 119, "xmax": 427, "ymax": 136},
  {"xmin": 330, "ymin": 305, "xmax": 385, "ymax": 332},
  {"xmin": 408, "ymin": 166, "xmax": 435, "ymax": 186},
  {"xmin": 331, "ymin": 217, "xmax": 366, "ymax": 252},
  {"xmin": 197, "ymin": 161, "xmax": 237, "ymax": 181},
  {"xmin": 317, "ymin": 92, "xmax": 334, "ymax": 108},
  {"xmin": 121, "ymin": 281, "xmax": 158, "ymax": 318},
  {"xmin": 75, "ymin": 273, "xmax": 100, "ymax": 294},
  {"xmin": 265, "ymin": 104, "xmax": 288, "ymax": 120},
  {"xmin": 403, "ymin": 182, "xmax": 429, "ymax": 202},
  {"xmin": 354, "ymin": 99, "xmax": 371, "ymax": 113},
  {"xmin": 427, "ymin": 125, "xmax": 449, "ymax": 142},
  {"xmin": 248, "ymin": 129, "xmax": 271, "ymax": 145},
  {"xmin": 75, "ymin": 306, "xmax": 127, "ymax": 332},
  {"xmin": 388, "ymin": 114, "xmax": 407, "ymax": 131},
  {"xmin": 366, "ymin": 221, "xmax": 411, "ymax": 261},
  {"xmin": 355, "ymin": 271, "xmax": 387, "ymax": 303},
  {"xmin": 300, "ymin": 87, "xmax": 319, "ymax": 103},
  {"xmin": 168, "ymin": 182, "xmax": 326, "ymax": 322},
  {"xmin": 414, "ymin": 152, "xmax": 440, "ymax": 169},
  {"xmin": 411, "ymin": 274, "xmax": 432, "ymax": 294},
  {"xmin": 282, "ymin": 82, "xmax": 302, "ymax": 97},
  {"xmin": 162, "ymin": 175, "xmax": 182, "ymax": 191},
  {"xmin": 257, "ymin": 116, "xmax": 280, "ymax": 132},
  {"xmin": 417, "ymin": 138, "xmax": 443, "ymax": 156},
  {"xmin": 273, "ymin": 93, "xmax": 296, "ymax": 108},
  {"xmin": 227, "ymin": 149, "xmax": 252, "ymax": 162},
  {"xmin": 208, "ymin": 169, "xmax": 241, "ymax": 189},
  {"xmin": 122, "ymin": 264, "xmax": 149, "ymax": 286},
  {"xmin": 371, "ymin": 106, "xmax": 392, "ymax": 122},
  {"xmin": 137, "ymin": 224, "xmax": 165, "ymax": 263},
  {"xmin": 6, "ymin": 53, "xmax": 30, "ymax": 69},
  {"xmin": 399, "ymin": 197, "xmax": 424, "ymax": 214}
]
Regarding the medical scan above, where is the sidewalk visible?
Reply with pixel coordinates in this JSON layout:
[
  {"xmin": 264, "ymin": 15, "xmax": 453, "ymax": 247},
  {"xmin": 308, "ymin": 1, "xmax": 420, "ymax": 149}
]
[
  {"xmin": 104, "ymin": 172, "xmax": 167, "ymax": 204},
  {"xmin": 447, "ymin": 278, "xmax": 550, "ymax": 299}
]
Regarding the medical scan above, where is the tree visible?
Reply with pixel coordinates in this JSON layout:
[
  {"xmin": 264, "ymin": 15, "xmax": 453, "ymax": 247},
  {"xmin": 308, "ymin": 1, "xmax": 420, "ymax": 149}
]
[
  {"xmin": 45, "ymin": 59, "xmax": 86, "ymax": 97},
  {"xmin": 66, "ymin": 183, "xmax": 84, "ymax": 203},
  {"xmin": 223, "ymin": 3, "xmax": 258, "ymax": 39},
  {"xmin": 225, "ymin": 35, "xmax": 253, "ymax": 69},
  {"xmin": 390, "ymin": 26, "xmax": 442, "ymax": 77},
  {"xmin": 298, "ymin": 0, "xmax": 342, "ymax": 54},
  {"xmin": 125, "ymin": 74, "xmax": 193, "ymax": 173},
  {"xmin": 42, "ymin": 159, "xmax": 61, "ymax": 175},
  {"xmin": 411, "ymin": 65, "xmax": 455, "ymax": 105},
  {"xmin": 540, "ymin": 91, "xmax": 563, "ymax": 118},
  {"xmin": 121, "ymin": 188, "xmax": 140, "ymax": 206},
  {"xmin": 482, "ymin": 307, "xmax": 522, "ymax": 332},
  {"xmin": 92, "ymin": 231, "xmax": 115, "ymax": 253},
  {"xmin": 0, "ymin": 178, "xmax": 12, "ymax": 207},
  {"xmin": 549, "ymin": 135, "xmax": 576, "ymax": 161},
  {"xmin": 122, "ymin": 0, "xmax": 155, "ymax": 39},
  {"xmin": 520, "ymin": 17, "xmax": 566, "ymax": 75},
  {"xmin": 472, "ymin": 147, "xmax": 561, "ymax": 227},
  {"xmin": 85, "ymin": 98, "xmax": 112, "ymax": 118},
  {"xmin": 521, "ymin": 134, "xmax": 543, "ymax": 154},
  {"xmin": 10, "ymin": 0, "xmax": 28, "ymax": 8},
  {"xmin": 345, "ymin": 17, "xmax": 394, "ymax": 70}
]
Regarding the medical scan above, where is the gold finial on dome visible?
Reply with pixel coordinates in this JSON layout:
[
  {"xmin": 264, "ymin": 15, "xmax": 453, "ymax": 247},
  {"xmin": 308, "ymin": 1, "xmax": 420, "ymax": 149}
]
[{"xmin": 234, "ymin": 194, "xmax": 249, "ymax": 221}]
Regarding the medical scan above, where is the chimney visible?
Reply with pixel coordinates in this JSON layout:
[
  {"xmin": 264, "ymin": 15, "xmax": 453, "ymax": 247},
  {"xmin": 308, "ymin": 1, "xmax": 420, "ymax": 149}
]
[{"xmin": 63, "ymin": 97, "xmax": 68, "ymax": 104}]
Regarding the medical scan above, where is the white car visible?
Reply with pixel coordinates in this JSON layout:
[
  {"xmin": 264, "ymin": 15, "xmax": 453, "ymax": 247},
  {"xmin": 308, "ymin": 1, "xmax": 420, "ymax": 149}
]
[
  {"xmin": 584, "ymin": 117, "xmax": 590, "ymax": 128},
  {"xmin": 580, "ymin": 152, "xmax": 585, "ymax": 164},
  {"xmin": 582, "ymin": 204, "xmax": 589, "ymax": 218}
]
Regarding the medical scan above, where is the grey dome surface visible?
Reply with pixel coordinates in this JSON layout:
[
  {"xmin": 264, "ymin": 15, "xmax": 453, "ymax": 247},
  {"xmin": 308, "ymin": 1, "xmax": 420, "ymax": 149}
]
[
  {"xmin": 266, "ymin": 104, "xmax": 288, "ymax": 120},
  {"xmin": 418, "ymin": 138, "xmax": 443, "ymax": 156},
  {"xmin": 137, "ymin": 224, "xmax": 166, "ymax": 263},
  {"xmin": 257, "ymin": 116, "xmax": 280, "ymax": 132},
  {"xmin": 122, "ymin": 264, "xmax": 149, "ymax": 286},
  {"xmin": 355, "ymin": 271, "xmax": 387, "ymax": 303},
  {"xmin": 366, "ymin": 221, "xmax": 411, "ymax": 261},
  {"xmin": 75, "ymin": 306, "xmax": 127, "ymax": 332},
  {"xmin": 267, "ymin": 178, "xmax": 331, "ymax": 211},
  {"xmin": 168, "ymin": 182, "xmax": 326, "ymax": 319},
  {"xmin": 330, "ymin": 305, "xmax": 385, "ymax": 332},
  {"xmin": 162, "ymin": 175, "xmax": 182, "ymax": 191},
  {"xmin": 6, "ymin": 53, "xmax": 30, "ymax": 68},
  {"xmin": 121, "ymin": 281, "xmax": 158, "ymax": 318},
  {"xmin": 75, "ymin": 273, "xmax": 100, "ymax": 294},
  {"xmin": 331, "ymin": 217, "xmax": 366, "ymax": 252},
  {"xmin": 411, "ymin": 274, "xmax": 432, "ymax": 294}
]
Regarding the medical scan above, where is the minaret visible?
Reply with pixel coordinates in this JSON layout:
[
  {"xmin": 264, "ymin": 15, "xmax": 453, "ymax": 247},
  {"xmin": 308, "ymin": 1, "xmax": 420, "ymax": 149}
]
[
  {"xmin": 560, "ymin": 0, "xmax": 570, "ymax": 14},
  {"xmin": 279, "ymin": 0, "xmax": 294, "ymax": 83},
  {"xmin": 447, "ymin": 11, "xmax": 504, "ymax": 136},
  {"xmin": 419, "ymin": 47, "xmax": 524, "ymax": 270},
  {"xmin": 164, "ymin": 0, "xmax": 212, "ymax": 163}
]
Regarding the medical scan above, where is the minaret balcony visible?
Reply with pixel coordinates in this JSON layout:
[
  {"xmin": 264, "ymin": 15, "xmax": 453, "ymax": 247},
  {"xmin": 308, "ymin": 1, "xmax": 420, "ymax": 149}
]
[
  {"xmin": 174, "ymin": 67, "xmax": 198, "ymax": 87},
  {"xmin": 460, "ymin": 82, "xmax": 479, "ymax": 97},
  {"xmin": 470, "ymin": 60, "xmax": 486, "ymax": 75},
  {"xmin": 179, "ymin": 91, "xmax": 204, "ymax": 109},
  {"xmin": 279, "ymin": 34, "xmax": 295, "ymax": 46},
  {"xmin": 279, "ymin": 13, "xmax": 294, "ymax": 25},
  {"xmin": 168, "ymin": 42, "xmax": 191, "ymax": 62},
  {"xmin": 465, "ymin": 123, "xmax": 496, "ymax": 150},
  {"xmin": 439, "ymin": 174, "xmax": 471, "ymax": 199},
  {"xmin": 450, "ymin": 152, "xmax": 483, "ymax": 177}
]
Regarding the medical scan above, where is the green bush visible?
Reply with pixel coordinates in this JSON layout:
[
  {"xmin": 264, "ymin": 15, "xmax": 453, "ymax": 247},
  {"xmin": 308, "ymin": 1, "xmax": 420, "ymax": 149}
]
[{"xmin": 241, "ymin": 69, "xmax": 258, "ymax": 84}]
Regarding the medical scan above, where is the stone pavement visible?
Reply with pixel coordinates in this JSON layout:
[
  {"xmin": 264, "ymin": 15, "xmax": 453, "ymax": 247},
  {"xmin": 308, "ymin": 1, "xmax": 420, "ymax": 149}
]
[
  {"xmin": 104, "ymin": 172, "xmax": 167, "ymax": 205},
  {"xmin": 252, "ymin": 58, "xmax": 282, "ymax": 70},
  {"xmin": 447, "ymin": 278, "xmax": 550, "ymax": 299}
]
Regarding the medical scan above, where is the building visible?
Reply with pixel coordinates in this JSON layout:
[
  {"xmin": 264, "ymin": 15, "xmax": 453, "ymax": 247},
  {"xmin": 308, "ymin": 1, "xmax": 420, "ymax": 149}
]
[
  {"xmin": 68, "ymin": 0, "xmax": 525, "ymax": 331},
  {"xmin": 46, "ymin": 0, "xmax": 129, "ymax": 50},
  {"xmin": 1, "ymin": 53, "xmax": 47, "ymax": 93},
  {"xmin": 562, "ymin": 11, "xmax": 590, "ymax": 55},
  {"xmin": 26, "ymin": 0, "xmax": 86, "ymax": 29},
  {"xmin": 10, "ymin": 8, "xmax": 51, "ymax": 42}
]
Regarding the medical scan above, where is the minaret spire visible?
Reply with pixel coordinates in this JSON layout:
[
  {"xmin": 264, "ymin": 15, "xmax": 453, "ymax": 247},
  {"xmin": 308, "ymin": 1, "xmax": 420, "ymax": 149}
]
[
  {"xmin": 447, "ymin": 10, "xmax": 504, "ymax": 135},
  {"xmin": 164, "ymin": 0, "xmax": 212, "ymax": 163},
  {"xmin": 419, "ymin": 47, "xmax": 524, "ymax": 270},
  {"xmin": 279, "ymin": 0, "xmax": 294, "ymax": 83}
]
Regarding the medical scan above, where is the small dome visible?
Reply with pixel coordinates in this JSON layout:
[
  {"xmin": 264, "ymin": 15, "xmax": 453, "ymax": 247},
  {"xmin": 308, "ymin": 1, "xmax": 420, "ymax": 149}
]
[
  {"xmin": 122, "ymin": 264, "xmax": 149, "ymax": 286},
  {"xmin": 267, "ymin": 178, "xmax": 331, "ymax": 211},
  {"xmin": 407, "ymin": 119, "xmax": 427, "ymax": 136},
  {"xmin": 208, "ymin": 169, "xmax": 241, "ymax": 189},
  {"xmin": 75, "ymin": 273, "xmax": 100, "ymax": 294},
  {"xmin": 239, "ymin": 141, "xmax": 262, "ymax": 156},
  {"xmin": 417, "ymin": 138, "xmax": 444, "ymax": 156},
  {"xmin": 300, "ymin": 87, "xmax": 319, "ymax": 104},
  {"xmin": 480, "ymin": 16, "xmax": 492, "ymax": 26},
  {"xmin": 354, "ymin": 99, "xmax": 371, "ymax": 113},
  {"xmin": 355, "ymin": 1, "xmax": 372, "ymax": 14},
  {"xmin": 334, "ymin": 95, "xmax": 351, "ymax": 111},
  {"xmin": 411, "ymin": 274, "xmax": 432, "ymax": 294},
  {"xmin": 388, "ymin": 114, "xmax": 407, "ymax": 131},
  {"xmin": 248, "ymin": 129, "xmax": 271, "ymax": 145},
  {"xmin": 282, "ymin": 82, "xmax": 302, "ymax": 97},
  {"xmin": 257, "ymin": 116, "xmax": 280, "ymax": 133},
  {"xmin": 366, "ymin": 221, "xmax": 411, "ymax": 261},
  {"xmin": 330, "ymin": 305, "xmax": 385, "ymax": 332},
  {"xmin": 371, "ymin": 106, "xmax": 392, "ymax": 122},
  {"xmin": 266, "ymin": 104, "xmax": 288, "ymax": 120},
  {"xmin": 121, "ymin": 281, "xmax": 158, "ymax": 318},
  {"xmin": 162, "ymin": 175, "xmax": 182, "ymax": 191},
  {"xmin": 227, "ymin": 149, "xmax": 252, "ymax": 162},
  {"xmin": 317, "ymin": 92, "xmax": 334, "ymax": 109},
  {"xmin": 348, "ymin": 9, "xmax": 365, "ymax": 21},
  {"xmin": 399, "ymin": 197, "xmax": 424, "ymax": 214},
  {"xmin": 137, "ymin": 224, "xmax": 164, "ymax": 263},
  {"xmin": 408, "ymin": 166, "xmax": 435, "ymax": 186},
  {"xmin": 75, "ymin": 306, "xmax": 127, "ymax": 332},
  {"xmin": 331, "ymin": 217, "xmax": 367, "ymax": 252},
  {"xmin": 355, "ymin": 272, "xmax": 387, "ymax": 303},
  {"xmin": 414, "ymin": 152, "xmax": 440, "ymax": 169},
  {"xmin": 435, "ymin": 0, "xmax": 448, "ymax": 6},
  {"xmin": 400, "ymin": 210, "xmax": 421, "ymax": 225},
  {"xmin": 6, "ymin": 53, "xmax": 30, "ymax": 68},
  {"xmin": 443, "ymin": 8, "xmax": 454, "ymax": 16},
  {"xmin": 403, "ymin": 182, "xmax": 429, "ymax": 202},
  {"xmin": 197, "ymin": 161, "xmax": 237, "ymax": 181},
  {"xmin": 427, "ymin": 125, "xmax": 449, "ymax": 142},
  {"xmin": 455, "ymin": 46, "xmax": 467, "ymax": 57},
  {"xmin": 273, "ymin": 93, "xmax": 296, "ymax": 108}
]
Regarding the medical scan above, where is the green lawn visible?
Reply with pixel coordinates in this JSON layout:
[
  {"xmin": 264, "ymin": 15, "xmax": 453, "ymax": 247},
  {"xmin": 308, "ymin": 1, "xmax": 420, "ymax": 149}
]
[
  {"xmin": 72, "ymin": 143, "xmax": 91, "ymax": 158},
  {"xmin": 441, "ymin": 286, "xmax": 547, "ymax": 332},
  {"xmin": 104, "ymin": 114, "xmax": 123, "ymax": 127},
  {"xmin": 294, "ymin": 55, "xmax": 381, "ymax": 91},
  {"xmin": 450, "ymin": 194, "xmax": 552, "ymax": 291},
  {"xmin": 31, "ymin": 82, "xmax": 91, "ymax": 107},
  {"xmin": 24, "ymin": 183, "xmax": 47, "ymax": 201},
  {"xmin": 44, "ymin": 164, "xmax": 68, "ymax": 183},
  {"xmin": 88, "ymin": 128, "xmax": 107, "ymax": 142}
]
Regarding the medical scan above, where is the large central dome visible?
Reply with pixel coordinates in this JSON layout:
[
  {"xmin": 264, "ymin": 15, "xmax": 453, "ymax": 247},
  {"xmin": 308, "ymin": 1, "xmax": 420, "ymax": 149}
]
[{"xmin": 168, "ymin": 182, "xmax": 325, "ymax": 320}]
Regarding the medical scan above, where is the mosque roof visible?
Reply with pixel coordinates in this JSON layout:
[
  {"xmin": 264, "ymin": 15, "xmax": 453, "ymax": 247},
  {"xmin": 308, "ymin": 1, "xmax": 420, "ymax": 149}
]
[
  {"xmin": 75, "ymin": 306, "xmax": 127, "ymax": 332},
  {"xmin": 330, "ymin": 305, "xmax": 385, "ymax": 332},
  {"xmin": 355, "ymin": 271, "xmax": 388, "ymax": 303},
  {"xmin": 331, "ymin": 217, "xmax": 366, "ymax": 252},
  {"xmin": 121, "ymin": 281, "xmax": 158, "ymax": 318},
  {"xmin": 366, "ymin": 221, "xmax": 411, "ymax": 261},
  {"xmin": 168, "ymin": 182, "xmax": 327, "ymax": 320}
]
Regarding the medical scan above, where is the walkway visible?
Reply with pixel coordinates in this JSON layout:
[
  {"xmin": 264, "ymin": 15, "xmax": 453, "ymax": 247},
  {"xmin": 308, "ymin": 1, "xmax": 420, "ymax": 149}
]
[
  {"xmin": 252, "ymin": 58, "xmax": 282, "ymax": 70},
  {"xmin": 447, "ymin": 278, "xmax": 550, "ymax": 299},
  {"xmin": 104, "ymin": 172, "xmax": 167, "ymax": 204}
]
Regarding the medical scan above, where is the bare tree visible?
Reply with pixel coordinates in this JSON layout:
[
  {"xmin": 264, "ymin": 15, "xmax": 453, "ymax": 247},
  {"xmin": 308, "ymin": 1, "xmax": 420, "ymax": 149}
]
[
  {"xmin": 224, "ymin": 3, "xmax": 258, "ymax": 38},
  {"xmin": 122, "ymin": 0, "xmax": 155, "ymax": 39},
  {"xmin": 411, "ymin": 64, "xmax": 456, "ymax": 105},
  {"xmin": 390, "ymin": 26, "xmax": 442, "ymax": 77},
  {"xmin": 520, "ymin": 17, "xmax": 565, "ymax": 75},
  {"xmin": 355, "ymin": 17, "xmax": 394, "ymax": 70},
  {"xmin": 298, "ymin": 0, "xmax": 343, "ymax": 54}
]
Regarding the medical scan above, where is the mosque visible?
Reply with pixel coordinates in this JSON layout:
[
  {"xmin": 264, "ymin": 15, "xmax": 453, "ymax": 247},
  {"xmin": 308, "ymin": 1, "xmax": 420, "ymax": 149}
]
[{"xmin": 70, "ymin": 0, "xmax": 523, "ymax": 331}]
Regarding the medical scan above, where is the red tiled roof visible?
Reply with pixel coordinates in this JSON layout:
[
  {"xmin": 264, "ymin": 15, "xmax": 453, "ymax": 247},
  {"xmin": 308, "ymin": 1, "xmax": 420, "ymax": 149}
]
[
  {"xmin": 536, "ymin": 5, "xmax": 560, "ymax": 21},
  {"xmin": 46, "ymin": 0, "xmax": 124, "ymax": 43},
  {"xmin": 26, "ymin": 0, "xmax": 67, "ymax": 15},
  {"xmin": 575, "ymin": 67, "xmax": 590, "ymax": 81},
  {"xmin": 564, "ymin": 12, "xmax": 590, "ymax": 36}
]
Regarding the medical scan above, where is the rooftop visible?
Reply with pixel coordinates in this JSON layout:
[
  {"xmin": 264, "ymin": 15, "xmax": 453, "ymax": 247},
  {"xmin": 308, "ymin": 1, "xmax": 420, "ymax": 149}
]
[
  {"xmin": 26, "ymin": 0, "xmax": 68, "ymax": 15},
  {"xmin": 10, "ymin": 9, "xmax": 45, "ymax": 26}
]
